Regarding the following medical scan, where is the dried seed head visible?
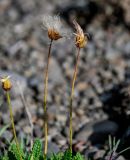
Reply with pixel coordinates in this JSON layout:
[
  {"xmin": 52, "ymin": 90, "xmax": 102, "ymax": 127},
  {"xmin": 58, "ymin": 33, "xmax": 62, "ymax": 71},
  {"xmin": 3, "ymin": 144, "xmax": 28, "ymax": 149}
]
[
  {"xmin": 73, "ymin": 20, "xmax": 87, "ymax": 48},
  {"xmin": 43, "ymin": 15, "xmax": 62, "ymax": 40},
  {"xmin": 48, "ymin": 29, "xmax": 62, "ymax": 40},
  {"xmin": 1, "ymin": 76, "xmax": 12, "ymax": 91}
]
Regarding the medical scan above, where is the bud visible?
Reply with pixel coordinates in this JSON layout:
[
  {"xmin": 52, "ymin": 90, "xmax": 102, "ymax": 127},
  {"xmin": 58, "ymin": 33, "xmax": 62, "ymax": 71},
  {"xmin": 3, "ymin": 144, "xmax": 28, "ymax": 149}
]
[{"xmin": 1, "ymin": 76, "xmax": 12, "ymax": 91}]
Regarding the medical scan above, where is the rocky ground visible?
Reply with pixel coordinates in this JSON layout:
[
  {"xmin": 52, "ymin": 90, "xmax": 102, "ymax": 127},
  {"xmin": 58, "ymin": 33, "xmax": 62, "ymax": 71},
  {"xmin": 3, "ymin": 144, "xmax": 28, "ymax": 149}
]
[{"xmin": 0, "ymin": 0, "xmax": 130, "ymax": 159}]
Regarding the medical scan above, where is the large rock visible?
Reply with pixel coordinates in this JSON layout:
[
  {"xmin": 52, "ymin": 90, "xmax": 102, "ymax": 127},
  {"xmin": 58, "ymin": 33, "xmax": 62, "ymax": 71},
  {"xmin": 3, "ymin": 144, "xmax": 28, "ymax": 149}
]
[{"xmin": 75, "ymin": 120, "xmax": 118, "ymax": 144}]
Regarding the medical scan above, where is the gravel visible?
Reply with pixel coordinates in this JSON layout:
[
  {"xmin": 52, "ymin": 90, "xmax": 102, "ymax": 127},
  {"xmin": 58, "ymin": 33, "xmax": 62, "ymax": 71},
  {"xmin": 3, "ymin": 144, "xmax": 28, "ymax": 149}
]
[{"xmin": 0, "ymin": 0, "xmax": 130, "ymax": 159}]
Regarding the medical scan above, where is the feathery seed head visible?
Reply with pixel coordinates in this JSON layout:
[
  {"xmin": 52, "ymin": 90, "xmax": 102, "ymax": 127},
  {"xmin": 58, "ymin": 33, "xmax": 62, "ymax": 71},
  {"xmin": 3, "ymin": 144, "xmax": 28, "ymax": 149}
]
[
  {"xmin": 1, "ymin": 76, "xmax": 12, "ymax": 91},
  {"xmin": 73, "ymin": 20, "xmax": 87, "ymax": 48},
  {"xmin": 43, "ymin": 15, "xmax": 62, "ymax": 40}
]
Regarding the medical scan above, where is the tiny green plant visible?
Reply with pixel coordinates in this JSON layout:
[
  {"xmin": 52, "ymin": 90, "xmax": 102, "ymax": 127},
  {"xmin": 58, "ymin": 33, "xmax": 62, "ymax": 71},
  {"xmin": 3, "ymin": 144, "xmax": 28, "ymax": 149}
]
[
  {"xmin": 50, "ymin": 152, "xmax": 63, "ymax": 160},
  {"xmin": 73, "ymin": 152, "xmax": 84, "ymax": 160},
  {"xmin": 50, "ymin": 150, "xmax": 84, "ymax": 160},
  {"xmin": 0, "ymin": 76, "xmax": 23, "ymax": 160},
  {"xmin": 68, "ymin": 20, "xmax": 88, "ymax": 152},
  {"xmin": 106, "ymin": 135, "xmax": 130, "ymax": 160},
  {"xmin": 1, "ymin": 139, "xmax": 84, "ymax": 160},
  {"xmin": 42, "ymin": 15, "xmax": 63, "ymax": 159}
]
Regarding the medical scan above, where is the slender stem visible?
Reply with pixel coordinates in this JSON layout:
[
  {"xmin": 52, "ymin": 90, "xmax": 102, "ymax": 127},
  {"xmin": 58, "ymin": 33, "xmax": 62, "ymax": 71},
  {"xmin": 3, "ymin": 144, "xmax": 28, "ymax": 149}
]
[
  {"xmin": 17, "ymin": 81, "xmax": 34, "ymax": 149},
  {"xmin": 43, "ymin": 39, "xmax": 53, "ymax": 159},
  {"xmin": 69, "ymin": 47, "xmax": 80, "ymax": 152},
  {"xmin": 6, "ymin": 91, "xmax": 22, "ymax": 160}
]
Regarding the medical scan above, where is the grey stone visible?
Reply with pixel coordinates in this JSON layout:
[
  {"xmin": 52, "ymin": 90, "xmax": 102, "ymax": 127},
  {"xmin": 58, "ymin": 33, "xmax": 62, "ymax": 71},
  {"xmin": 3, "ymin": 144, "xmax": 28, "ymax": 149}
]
[
  {"xmin": 75, "ymin": 120, "xmax": 118, "ymax": 142},
  {"xmin": 1, "ymin": 130, "xmax": 13, "ymax": 142},
  {"xmin": 49, "ymin": 58, "xmax": 65, "ymax": 85}
]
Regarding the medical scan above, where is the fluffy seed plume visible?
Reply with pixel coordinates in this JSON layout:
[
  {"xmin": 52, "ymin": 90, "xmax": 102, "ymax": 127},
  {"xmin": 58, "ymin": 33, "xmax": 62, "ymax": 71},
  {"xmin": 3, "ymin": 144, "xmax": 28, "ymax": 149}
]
[
  {"xmin": 42, "ymin": 15, "xmax": 62, "ymax": 40},
  {"xmin": 73, "ymin": 20, "xmax": 87, "ymax": 48},
  {"xmin": 1, "ymin": 76, "xmax": 12, "ymax": 91}
]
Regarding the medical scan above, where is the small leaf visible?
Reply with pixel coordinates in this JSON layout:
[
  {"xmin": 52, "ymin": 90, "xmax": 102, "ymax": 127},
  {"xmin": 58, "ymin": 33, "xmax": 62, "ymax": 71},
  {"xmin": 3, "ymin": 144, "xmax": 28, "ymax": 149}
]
[
  {"xmin": 0, "ymin": 124, "xmax": 10, "ymax": 137},
  {"xmin": 8, "ymin": 143, "xmax": 24, "ymax": 160},
  {"xmin": 2, "ymin": 156, "xmax": 9, "ymax": 160},
  {"xmin": 73, "ymin": 152, "xmax": 84, "ymax": 160},
  {"xmin": 63, "ymin": 149, "xmax": 72, "ymax": 160},
  {"xmin": 29, "ymin": 139, "xmax": 42, "ymax": 160},
  {"xmin": 50, "ymin": 152, "xmax": 63, "ymax": 160}
]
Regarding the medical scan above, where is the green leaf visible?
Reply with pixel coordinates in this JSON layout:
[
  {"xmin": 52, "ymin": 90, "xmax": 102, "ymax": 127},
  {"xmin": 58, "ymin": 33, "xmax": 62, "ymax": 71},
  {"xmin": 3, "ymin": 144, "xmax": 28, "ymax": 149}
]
[
  {"xmin": 29, "ymin": 139, "xmax": 42, "ymax": 160},
  {"xmin": 73, "ymin": 153, "xmax": 84, "ymax": 160},
  {"xmin": 8, "ymin": 143, "xmax": 24, "ymax": 160},
  {"xmin": 0, "ymin": 124, "xmax": 10, "ymax": 137},
  {"xmin": 2, "ymin": 156, "xmax": 9, "ymax": 160},
  {"xmin": 63, "ymin": 150, "xmax": 72, "ymax": 160},
  {"xmin": 50, "ymin": 152, "xmax": 63, "ymax": 160}
]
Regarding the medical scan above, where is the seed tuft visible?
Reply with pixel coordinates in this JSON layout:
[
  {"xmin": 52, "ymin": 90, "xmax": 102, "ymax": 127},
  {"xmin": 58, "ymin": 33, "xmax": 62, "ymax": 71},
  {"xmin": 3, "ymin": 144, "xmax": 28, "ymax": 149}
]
[{"xmin": 73, "ymin": 20, "xmax": 87, "ymax": 48}]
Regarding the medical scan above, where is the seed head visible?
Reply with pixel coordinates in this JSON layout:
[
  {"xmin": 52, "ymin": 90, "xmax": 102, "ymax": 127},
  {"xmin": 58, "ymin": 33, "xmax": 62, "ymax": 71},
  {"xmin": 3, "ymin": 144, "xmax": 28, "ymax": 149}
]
[
  {"xmin": 42, "ymin": 15, "xmax": 62, "ymax": 40},
  {"xmin": 73, "ymin": 20, "xmax": 87, "ymax": 48},
  {"xmin": 1, "ymin": 76, "xmax": 12, "ymax": 91}
]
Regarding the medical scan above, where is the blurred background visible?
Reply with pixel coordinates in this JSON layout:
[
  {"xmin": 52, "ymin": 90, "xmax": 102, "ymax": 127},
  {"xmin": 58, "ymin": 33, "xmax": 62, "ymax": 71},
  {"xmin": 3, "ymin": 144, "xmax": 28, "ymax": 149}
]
[{"xmin": 0, "ymin": 0, "xmax": 130, "ymax": 159}]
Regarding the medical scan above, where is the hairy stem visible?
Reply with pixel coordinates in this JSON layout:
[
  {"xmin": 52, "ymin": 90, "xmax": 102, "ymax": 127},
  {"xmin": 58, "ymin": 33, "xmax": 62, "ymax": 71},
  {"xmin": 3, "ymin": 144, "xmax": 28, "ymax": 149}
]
[
  {"xmin": 69, "ymin": 47, "xmax": 80, "ymax": 152},
  {"xmin": 43, "ymin": 39, "xmax": 53, "ymax": 159},
  {"xmin": 6, "ymin": 91, "xmax": 22, "ymax": 160}
]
